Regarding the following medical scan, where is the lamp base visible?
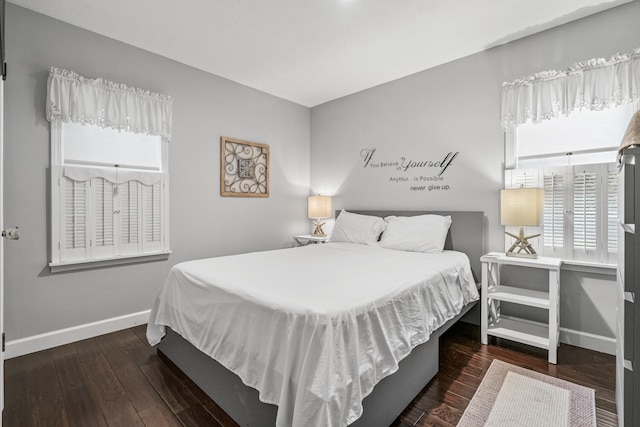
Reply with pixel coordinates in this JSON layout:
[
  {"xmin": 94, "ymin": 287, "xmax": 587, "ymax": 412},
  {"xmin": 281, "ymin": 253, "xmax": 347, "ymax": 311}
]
[
  {"xmin": 312, "ymin": 220, "xmax": 326, "ymax": 237},
  {"xmin": 505, "ymin": 227, "xmax": 540, "ymax": 258}
]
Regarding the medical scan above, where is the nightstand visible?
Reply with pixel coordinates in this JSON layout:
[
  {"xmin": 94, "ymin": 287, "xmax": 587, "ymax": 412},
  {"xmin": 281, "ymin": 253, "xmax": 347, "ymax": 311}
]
[
  {"xmin": 293, "ymin": 234, "xmax": 328, "ymax": 247},
  {"xmin": 480, "ymin": 252, "xmax": 562, "ymax": 364}
]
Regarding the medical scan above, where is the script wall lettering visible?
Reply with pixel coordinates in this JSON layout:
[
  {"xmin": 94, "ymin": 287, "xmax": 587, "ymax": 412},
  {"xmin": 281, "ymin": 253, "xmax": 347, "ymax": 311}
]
[{"xmin": 360, "ymin": 148, "xmax": 459, "ymax": 192}]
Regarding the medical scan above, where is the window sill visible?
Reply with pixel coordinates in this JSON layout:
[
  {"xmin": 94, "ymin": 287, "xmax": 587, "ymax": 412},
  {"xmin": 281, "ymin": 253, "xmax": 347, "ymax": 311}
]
[
  {"xmin": 561, "ymin": 259, "xmax": 617, "ymax": 276},
  {"xmin": 49, "ymin": 250, "xmax": 172, "ymax": 273}
]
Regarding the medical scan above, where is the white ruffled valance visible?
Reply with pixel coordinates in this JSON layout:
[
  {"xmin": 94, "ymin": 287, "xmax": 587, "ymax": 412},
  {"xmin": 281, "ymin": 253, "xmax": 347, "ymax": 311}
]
[
  {"xmin": 63, "ymin": 166, "xmax": 163, "ymax": 186},
  {"xmin": 501, "ymin": 48, "xmax": 640, "ymax": 130},
  {"xmin": 46, "ymin": 67, "xmax": 173, "ymax": 141}
]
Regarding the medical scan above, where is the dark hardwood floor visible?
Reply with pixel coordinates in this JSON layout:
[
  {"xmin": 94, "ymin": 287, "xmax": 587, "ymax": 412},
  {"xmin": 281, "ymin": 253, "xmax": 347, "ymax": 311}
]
[
  {"xmin": 392, "ymin": 324, "xmax": 617, "ymax": 427},
  {"xmin": 3, "ymin": 322, "xmax": 616, "ymax": 426}
]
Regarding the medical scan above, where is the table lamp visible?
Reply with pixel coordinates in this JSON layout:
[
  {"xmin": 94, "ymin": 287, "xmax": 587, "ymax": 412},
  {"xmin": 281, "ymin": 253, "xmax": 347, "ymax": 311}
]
[
  {"xmin": 308, "ymin": 195, "xmax": 332, "ymax": 237},
  {"xmin": 501, "ymin": 188, "xmax": 543, "ymax": 258},
  {"xmin": 619, "ymin": 109, "xmax": 640, "ymax": 160}
]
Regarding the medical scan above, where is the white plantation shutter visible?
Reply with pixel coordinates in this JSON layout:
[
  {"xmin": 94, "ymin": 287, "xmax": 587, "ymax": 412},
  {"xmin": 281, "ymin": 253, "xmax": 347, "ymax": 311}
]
[
  {"xmin": 53, "ymin": 174, "xmax": 168, "ymax": 266},
  {"xmin": 515, "ymin": 173, "xmax": 537, "ymax": 188},
  {"xmin": 64, "ymin": 178, "xmax": 87, "ymax": 250},
  {"xmin": 144, "ymin": 182, "xmax": 162, "ymax": 243},
  {"xmin": 91, "ymin": 178, "xmax": 115, "ymax": 259},
  {"xmin": 573, "ymin": 169, "xmax": 598, "ymax": 254},
  {"xmin": 93, "ymin": 178, "xmax": 114, "ymax": 247},
  {"xmin": 504, "ymin": 169, "xmax": 539, "ymax": 189},
  {"xmin": 118, "ymin": 181, "xmax": 139, "ymax": 245},
  {"xmin": 59, "ymin": 176, "xmax": 89, "ymax": 263},
  {"xmin": 543, "ymin": 171, "xmax": 564, "ymax": 253},
  {"xmin": 607, "ymin": 167, "xmax": 618, "ymax": 255},
  {"xmin": 117, "ymin": 181, "xmax": 141, "ymax": 256},
  {"xmin": 508, "ymin": 163, "xmax": 617, "ymax": 263}
]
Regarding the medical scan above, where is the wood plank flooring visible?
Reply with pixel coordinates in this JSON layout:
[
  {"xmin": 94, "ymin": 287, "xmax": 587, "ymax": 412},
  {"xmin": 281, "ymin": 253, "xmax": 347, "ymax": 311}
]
[
  {"xmin": 3, "ymin": 322, "xmax": 616, "ymax": 426},
  {"xmin": 392, "ymin": 323, "xmax": 617, "ymax": 427}
]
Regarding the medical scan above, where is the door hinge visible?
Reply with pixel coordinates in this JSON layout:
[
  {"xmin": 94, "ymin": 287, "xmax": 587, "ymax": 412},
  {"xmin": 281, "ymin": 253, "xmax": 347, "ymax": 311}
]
[{"xmin": 2, "ymin": 332, "xmax": 5, "ymax": 352}]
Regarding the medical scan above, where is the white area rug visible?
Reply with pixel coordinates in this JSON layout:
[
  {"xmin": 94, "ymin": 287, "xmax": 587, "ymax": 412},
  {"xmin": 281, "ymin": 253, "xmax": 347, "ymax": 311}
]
[{"xmin": 457, "ymin": 359, "xmax": 596, "ymax": 427}]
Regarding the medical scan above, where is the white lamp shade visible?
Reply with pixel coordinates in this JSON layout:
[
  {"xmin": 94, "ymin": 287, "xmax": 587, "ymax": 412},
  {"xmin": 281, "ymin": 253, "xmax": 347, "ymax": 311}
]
[
  {"xmin": 501, "ymin": 188, "xmax": 543, "ymax": 226},
  {"xmin": 308, "ymin": 195, "xmax": 332, "ymax": 219}
]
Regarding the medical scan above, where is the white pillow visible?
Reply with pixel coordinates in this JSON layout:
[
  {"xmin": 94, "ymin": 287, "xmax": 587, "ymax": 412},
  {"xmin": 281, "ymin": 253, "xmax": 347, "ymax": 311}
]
[
  {"xmin": 379, "ymin": 215, "xmax": 452, "ymax": 253},
  {"xmin": 328, "ymin": 210, "xmax": 386, "ymax": 245}
]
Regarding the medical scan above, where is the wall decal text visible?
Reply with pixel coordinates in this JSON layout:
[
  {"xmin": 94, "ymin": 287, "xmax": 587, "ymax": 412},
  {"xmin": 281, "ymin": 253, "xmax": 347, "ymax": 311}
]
[{"xmin": 360, "ymin": 148, "xmax": 458, "ymax": 192}]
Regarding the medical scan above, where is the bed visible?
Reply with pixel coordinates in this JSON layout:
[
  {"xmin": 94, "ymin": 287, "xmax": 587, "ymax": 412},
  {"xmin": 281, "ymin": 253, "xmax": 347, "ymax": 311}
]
[{"xmin": 147, "ymin": 210, "xmax": 484, "ymax": 427}]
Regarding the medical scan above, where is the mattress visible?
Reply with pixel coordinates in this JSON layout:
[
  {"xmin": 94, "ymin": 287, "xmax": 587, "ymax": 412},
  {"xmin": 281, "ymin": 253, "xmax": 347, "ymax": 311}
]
[{"xmin": 147, "ymin": 242, "xmax": 478, "ymax": 427}]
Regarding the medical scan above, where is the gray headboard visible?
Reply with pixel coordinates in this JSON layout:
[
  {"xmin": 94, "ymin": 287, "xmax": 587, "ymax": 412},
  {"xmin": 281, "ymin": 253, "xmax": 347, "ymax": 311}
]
[{"xmin": 337, "ymin": 210, "xmax": 484, "ymax": 283}]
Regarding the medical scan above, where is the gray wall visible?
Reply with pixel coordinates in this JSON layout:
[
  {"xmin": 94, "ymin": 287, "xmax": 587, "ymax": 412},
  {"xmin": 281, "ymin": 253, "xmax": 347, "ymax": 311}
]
[
  {"xmin": 310, "ymin": 1, "xmax": 640, "ymax": 349},
  {"xmin": 4, "ymin": 4, "xmax": 310, "ymax": 340}
]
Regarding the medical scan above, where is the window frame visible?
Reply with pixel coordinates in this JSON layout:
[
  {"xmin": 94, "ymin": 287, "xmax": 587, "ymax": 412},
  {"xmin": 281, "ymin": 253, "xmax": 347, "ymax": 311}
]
[{"xmin": 49, "ymin": 120, "xmax": 171, "ymax": 272}]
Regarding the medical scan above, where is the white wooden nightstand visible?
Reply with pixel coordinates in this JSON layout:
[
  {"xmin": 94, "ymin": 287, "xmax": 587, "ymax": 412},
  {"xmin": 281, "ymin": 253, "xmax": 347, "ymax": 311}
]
[
  {"xmin": 480, "ymin": 252, "xmax": 562, "ymax": 364},
  {"xmin": 293, "ymin": 234, "xmax": 328, "ymax": 247}
]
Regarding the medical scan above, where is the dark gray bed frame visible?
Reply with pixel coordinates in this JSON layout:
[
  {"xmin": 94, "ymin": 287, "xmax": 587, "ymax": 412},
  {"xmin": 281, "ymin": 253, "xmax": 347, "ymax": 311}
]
[{"xmin": 157, "ymin": 210, "xmax": 484, "ymax": 427}]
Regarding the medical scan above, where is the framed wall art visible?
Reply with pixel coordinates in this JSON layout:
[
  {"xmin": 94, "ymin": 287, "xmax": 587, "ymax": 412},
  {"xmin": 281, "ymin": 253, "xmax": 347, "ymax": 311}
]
[{"xmin": 220, "ymin": 136, "xmax": 270, "ymax": 197}]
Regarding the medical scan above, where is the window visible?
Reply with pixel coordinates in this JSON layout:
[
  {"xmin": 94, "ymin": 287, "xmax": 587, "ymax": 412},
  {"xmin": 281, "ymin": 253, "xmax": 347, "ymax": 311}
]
[
  {"xmin": 52, "ymin": 124, "xmax": 169, "ymax": 269},
  {"xmin": 46, "ymin": 68, "xmax": 172, "ymax": 271},
  {"xmin": 501, "ymin": 48, "xmax": 640, "ymax": 265},
  {"xmin": 506, "ymin": 105, "xmax": 628, "ymax": 264},
  {"xmin": 515, "ymin": 103, "xmax": 634, "ymax": 168},
  {"xmin": 506, "ymin": 160, "xmax": 618, "ymax": 264},
  {"xmin": 63, "ymin": 121, "xmax": 162, "ymax": 170}
]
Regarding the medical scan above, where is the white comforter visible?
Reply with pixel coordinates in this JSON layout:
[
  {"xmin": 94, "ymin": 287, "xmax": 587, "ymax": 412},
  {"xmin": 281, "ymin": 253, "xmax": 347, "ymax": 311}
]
[{"xmin": 147, "ymin": 242, "xmax": 478, "ymax": 427}]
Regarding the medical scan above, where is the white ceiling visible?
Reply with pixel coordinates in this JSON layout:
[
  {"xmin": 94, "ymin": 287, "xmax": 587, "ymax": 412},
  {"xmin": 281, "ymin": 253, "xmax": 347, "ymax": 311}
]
[{"xmin": 10, "ymin": 0, "xmax": 632, "ymax": 107}]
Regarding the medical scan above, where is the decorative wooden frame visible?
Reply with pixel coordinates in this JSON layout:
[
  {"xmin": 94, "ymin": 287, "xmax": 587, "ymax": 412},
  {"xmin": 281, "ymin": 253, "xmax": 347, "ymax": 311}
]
[{"xmin": 220, "ymin": 136, "xmax": 269, "ymax": 198}]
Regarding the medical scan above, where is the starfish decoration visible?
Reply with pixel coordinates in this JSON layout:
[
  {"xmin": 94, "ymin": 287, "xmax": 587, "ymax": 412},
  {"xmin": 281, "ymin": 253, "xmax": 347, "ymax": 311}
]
[{"xmin": 506, "ymin": 227, "xmax": 540, "ymax": 257}]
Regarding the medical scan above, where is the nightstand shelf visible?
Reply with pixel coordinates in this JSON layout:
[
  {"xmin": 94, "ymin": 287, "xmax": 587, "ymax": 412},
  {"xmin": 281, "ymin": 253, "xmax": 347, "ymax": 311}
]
[
  {"xmin": 488, "ymin": 317, "xmax": 550, "ymax": 349},
  {"xmin": 488, "ymin": 285, "xmax": 550, "ymax": 309},
  {"xmin": 481, "ymin": 252, "xmax": 562, "ymax": 364}
]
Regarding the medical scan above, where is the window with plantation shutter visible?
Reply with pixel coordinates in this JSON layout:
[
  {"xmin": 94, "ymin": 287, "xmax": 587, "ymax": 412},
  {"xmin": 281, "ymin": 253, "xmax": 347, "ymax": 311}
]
[
  {"xmin": 50, "ymin": 126, "xmax": 170, "ymax": 270},
  {"xmin": 507, "ymin": 164, "xmax": 617, "ymax": 263},
  {"xmin": 47, "ymin": 68, "xmax": 171, "ymax": 271},
  {"xmin": 500, "ymin": 55, "xmax": 634, "ymax": 265}
]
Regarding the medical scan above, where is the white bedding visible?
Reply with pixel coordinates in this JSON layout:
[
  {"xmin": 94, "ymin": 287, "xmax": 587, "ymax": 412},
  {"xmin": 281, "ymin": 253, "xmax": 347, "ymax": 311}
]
[{"xmin": 147, "ymin": 242, "xmax": 478, "ymax": 427}]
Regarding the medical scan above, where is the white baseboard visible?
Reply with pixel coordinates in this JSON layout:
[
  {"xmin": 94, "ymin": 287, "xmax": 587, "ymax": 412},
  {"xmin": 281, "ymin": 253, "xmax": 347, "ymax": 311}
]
[
  {"xmin": 4, "ymin": 310, "xmax": 151, "ymax": 359},
  {"xmin": 560, "ymin": 326, "xmax": 616, "ymax": 355},
  {"xmin": 499, "ymin": 315, "xmax": 616, "ymax": 356},
  {"xmin": 4, "ymin": 310, "xmax": 615, "ymax": 359}
]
